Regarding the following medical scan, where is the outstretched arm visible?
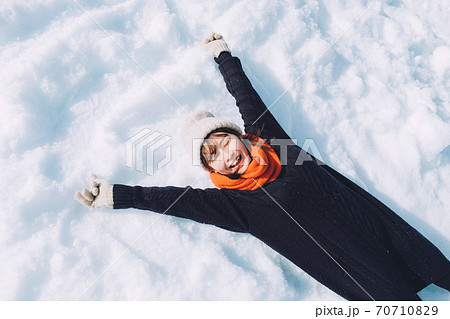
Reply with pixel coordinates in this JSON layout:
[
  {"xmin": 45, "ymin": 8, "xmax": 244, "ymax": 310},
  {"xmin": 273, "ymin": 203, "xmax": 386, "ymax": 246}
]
[
  {"xmin": 198, "ymin": 32, "xmax": 291, "ymax": 141},
  {"xmin": 216, "ymin": 52, "xmax": 291, "ymax": 141},
  {"xmin": 113, "ymin": 184, "xmax": 249, "ymax": 233},
  {"xmin": 75, "ymin": 175, "xmax": 249, "ymax": 233}
]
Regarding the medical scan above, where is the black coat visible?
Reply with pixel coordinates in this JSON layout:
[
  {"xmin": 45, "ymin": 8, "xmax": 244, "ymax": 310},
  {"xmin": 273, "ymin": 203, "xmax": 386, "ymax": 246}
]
[{"xmin": 113, "ymin": 52, "xmax": 450, "ymax": 300}]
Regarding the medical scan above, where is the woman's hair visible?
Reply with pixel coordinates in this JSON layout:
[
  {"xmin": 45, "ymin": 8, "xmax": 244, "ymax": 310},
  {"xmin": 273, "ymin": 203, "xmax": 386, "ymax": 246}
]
[{"xmin": 200, "ymin": 127, "xmax": 268, "ymax": 179}]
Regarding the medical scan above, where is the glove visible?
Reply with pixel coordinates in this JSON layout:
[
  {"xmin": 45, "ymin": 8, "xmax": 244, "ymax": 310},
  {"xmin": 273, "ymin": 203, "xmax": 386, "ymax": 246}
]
[
  {"xmin": 196, "ymin": 32, "xmax": 231, "ymax": 58},
  {"xmin": 74, "ymin": 174, "xmax": 114, "ymax": 208}
]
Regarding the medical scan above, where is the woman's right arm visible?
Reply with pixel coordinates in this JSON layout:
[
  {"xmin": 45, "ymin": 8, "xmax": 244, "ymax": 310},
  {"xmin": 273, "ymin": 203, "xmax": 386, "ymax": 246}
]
[
  {"xmin": 113, "ymin": 184, "xmax": 250, "ymax": 233},
  {"xmin": 75, "ymin": 175, "xmax": 249, "ymax": 233}
]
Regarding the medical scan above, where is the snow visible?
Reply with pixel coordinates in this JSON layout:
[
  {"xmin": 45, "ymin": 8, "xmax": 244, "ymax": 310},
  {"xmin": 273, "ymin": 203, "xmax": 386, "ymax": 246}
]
[{"xmin": 0, "ymin": 0, "xmax": 449, "ymax": 301}]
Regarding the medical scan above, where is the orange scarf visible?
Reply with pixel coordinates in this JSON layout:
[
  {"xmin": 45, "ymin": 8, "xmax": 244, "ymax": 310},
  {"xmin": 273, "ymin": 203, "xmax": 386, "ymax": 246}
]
[{"xmin": 209, "ymin": 135, "xmax": 281, "ymax": 190}]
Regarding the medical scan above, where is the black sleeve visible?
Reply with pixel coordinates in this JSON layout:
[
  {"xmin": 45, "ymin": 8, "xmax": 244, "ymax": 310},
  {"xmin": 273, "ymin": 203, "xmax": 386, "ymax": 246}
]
[
  {"xmin": 113, "ymin": 184, "xmax": 249, "ymax": 233},
  {"xmin": 215, "ymin": 52, "xmax": 291, "ymax": 141}
]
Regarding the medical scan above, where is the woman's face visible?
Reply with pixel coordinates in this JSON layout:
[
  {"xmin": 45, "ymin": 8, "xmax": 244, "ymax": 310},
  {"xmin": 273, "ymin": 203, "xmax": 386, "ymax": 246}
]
[{"xmin": 202, "ymin": 132, "xmax": 251, "ymax": 175}]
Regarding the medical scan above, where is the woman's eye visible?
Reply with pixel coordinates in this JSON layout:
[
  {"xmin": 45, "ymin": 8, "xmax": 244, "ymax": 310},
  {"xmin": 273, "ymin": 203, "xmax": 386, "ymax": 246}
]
[{"xmin": 207, "ymin": 152, "xmax": 216, "ymax": 162}]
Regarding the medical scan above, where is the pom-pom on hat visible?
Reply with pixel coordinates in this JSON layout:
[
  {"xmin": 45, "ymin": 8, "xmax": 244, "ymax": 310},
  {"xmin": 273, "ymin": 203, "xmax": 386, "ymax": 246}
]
[{"xmin": 181, "ymin": 110, "xmax": 242, "ymax": 168}]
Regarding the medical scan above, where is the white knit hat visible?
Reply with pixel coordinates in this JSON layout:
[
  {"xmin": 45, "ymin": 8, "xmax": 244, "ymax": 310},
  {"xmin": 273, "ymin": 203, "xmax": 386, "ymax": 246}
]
[{"xmin": 181, "ymin": 110, "xmax": 242, "ymax": 167}]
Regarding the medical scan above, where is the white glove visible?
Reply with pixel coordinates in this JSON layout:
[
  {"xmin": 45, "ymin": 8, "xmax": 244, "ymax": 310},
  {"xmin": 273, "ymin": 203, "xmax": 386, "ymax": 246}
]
[
  {"xmin": 196, "ymin": 32, "xmax": 231, "ymax": 58},
  {"xmin": 74, "ymin": 174, "xmax": 114, "ymax": 208}
]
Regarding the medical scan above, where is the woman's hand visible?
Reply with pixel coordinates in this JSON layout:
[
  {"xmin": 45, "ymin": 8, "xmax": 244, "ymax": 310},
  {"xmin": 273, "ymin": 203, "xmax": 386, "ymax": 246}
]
[
  {"xmin": 74, "ymin": 174, "xmax": 114, "ymax": 209},
  {"xmin": 196, "ymin": 32, "xmax": 231, "ymax": 58}
]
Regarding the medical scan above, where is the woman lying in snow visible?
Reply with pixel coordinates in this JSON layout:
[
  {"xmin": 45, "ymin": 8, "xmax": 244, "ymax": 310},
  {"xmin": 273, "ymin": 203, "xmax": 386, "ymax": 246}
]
[{"xmin": 75, "ymin": 32, "xmax": 450, "ymax": 301}]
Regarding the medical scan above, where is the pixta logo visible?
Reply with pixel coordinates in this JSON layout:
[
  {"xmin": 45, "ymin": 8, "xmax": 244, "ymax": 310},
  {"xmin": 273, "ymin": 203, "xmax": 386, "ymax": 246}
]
[{"xmin": 126, "ymin": 128, "xmax": 172, "ymax": 175}]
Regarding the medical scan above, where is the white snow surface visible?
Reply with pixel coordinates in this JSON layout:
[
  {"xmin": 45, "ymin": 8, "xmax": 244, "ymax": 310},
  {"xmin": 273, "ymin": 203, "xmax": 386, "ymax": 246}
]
[{"xmin": 1, "ymin": 0, "xmax": 449, "ymax": 300}]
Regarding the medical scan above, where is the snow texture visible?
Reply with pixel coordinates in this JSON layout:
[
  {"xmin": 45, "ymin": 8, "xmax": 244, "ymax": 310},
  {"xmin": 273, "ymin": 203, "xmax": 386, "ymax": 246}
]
[{"xmin": 0, "ymin": 0, "xmax": 449, "ymax": 300}]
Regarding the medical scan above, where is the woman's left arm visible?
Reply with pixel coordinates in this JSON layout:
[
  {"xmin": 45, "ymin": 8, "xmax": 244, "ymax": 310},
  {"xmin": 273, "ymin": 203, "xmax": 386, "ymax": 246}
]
[
  {"xmin": 215, "ymin": 52, "xmax": 291, "ymax": 141},
  {"xmin": 199, "ymin": 32, "xmax": 291, "ymax": 141}
]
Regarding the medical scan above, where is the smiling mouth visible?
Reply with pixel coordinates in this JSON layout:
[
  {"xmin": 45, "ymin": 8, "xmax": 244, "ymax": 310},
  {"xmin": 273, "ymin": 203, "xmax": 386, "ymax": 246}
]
[{"xmin": 229, "ymin": 154, "xmax": 243, "ymax": 169}]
